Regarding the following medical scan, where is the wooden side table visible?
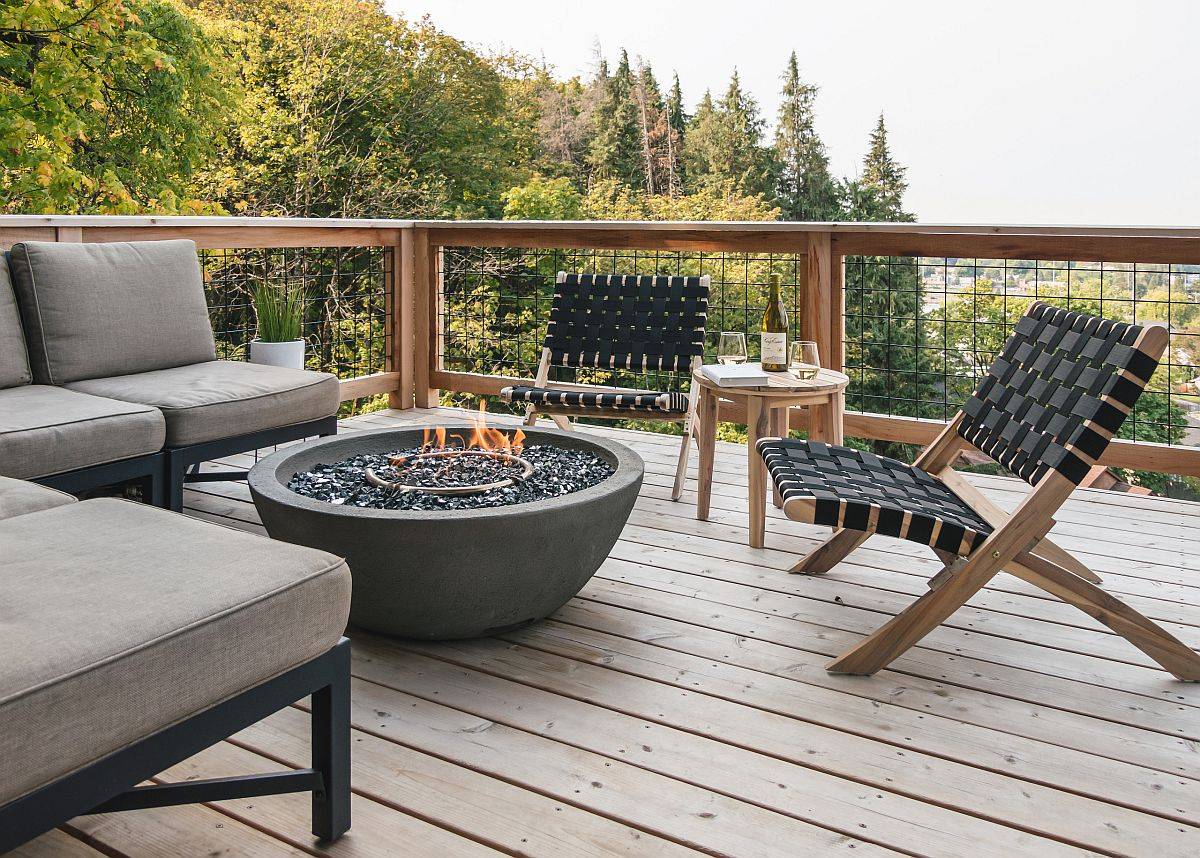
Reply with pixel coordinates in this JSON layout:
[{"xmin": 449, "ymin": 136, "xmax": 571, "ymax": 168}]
[{"xmin": 691, "ymin": 366, "xmax": 850, "ymax": 549}]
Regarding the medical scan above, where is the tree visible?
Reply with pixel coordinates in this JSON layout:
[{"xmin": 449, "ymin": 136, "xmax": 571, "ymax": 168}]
[
  {"xmin": 193, "ymin": 0, "xmax": 521, "ymax": 218},
  {"xmin": 586, "ymin": 49, "xmax": 644, "ymax": 190},
  {"xmin": 502, "ymin": 174, "xmax": 582, "ymax": 220},
  {"xmin": 663, "ymin": 73, "xmax": 687, "ymax": 195},
  {"xmin": 683, "ymin": 71, "xmax": 776, "ymax": 199},
  {"xmin": 774, "ymin": 52, "xmax": 838, "ymax": 221},
  {"xmin": 860, "ymin": 113, "xmax": 909, "ymax": 218},
  {"xmin": 1, "ymin": 0, "xmax": 229, "ymax": 213}
]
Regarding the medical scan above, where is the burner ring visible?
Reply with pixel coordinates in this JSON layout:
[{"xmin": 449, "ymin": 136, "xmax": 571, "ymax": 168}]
[{"xmin": 364, "ymin": 449, "xmax": 535, "ymax": 496}]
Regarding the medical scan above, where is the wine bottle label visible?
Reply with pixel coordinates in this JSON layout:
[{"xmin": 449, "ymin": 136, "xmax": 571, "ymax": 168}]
[{"xmin": 761, "ymin": 333, "xmax": 786, "ymax": 366}]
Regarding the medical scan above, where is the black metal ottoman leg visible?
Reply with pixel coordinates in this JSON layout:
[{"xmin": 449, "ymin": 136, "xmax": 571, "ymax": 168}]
[{"xmin": 311, "ymin": 640, "xmax": 351, "ymax": 841}]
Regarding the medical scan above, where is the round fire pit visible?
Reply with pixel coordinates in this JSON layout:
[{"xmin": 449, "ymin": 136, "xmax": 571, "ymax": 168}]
[{"xmin": 248, "ymin": 425, "xmax": 643, "ymax": 639}]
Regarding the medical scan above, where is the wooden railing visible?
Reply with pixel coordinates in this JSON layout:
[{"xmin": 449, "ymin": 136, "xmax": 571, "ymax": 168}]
[{"xmin": 5, "ymin": 215, "xmax": 1200, "ymax": 478}]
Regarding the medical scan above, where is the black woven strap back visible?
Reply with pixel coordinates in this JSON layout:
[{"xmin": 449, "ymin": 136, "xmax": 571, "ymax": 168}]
[
  {"xmin": 958, "ymin": 301, "xmax": 1166, "ymax": 486},
  {"xmin": 545, "ymin": 273, "xmax": 709, "ymax": 373}
]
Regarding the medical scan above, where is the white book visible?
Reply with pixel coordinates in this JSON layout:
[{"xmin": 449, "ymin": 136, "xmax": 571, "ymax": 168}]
[{"xmin": 700, "ymin": 362, "xmax": 770, "ymax": 388}]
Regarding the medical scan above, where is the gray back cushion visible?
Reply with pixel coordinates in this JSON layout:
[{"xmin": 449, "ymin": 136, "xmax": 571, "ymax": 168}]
[
  {"xmin": 0, "ymin": 255, "xmax": 32, "ymax": 389},
  {"xmin": 8, "ymin": 240, "xmax": 217, "ymax": 384}
]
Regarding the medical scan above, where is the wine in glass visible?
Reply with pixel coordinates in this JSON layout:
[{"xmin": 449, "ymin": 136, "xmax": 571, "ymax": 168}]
[
  {"xmin": 789, "ymin": 340, "xmax": 820, "ymax": 380},
  {"xmin": 717, "ymin": 332, "xmax": 748, "ymax": 365}
]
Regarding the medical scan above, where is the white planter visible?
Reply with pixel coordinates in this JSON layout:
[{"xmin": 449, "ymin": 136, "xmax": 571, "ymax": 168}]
[{"xmin": 249, "ymin": 339, "xmax": 305, "ymax": 370}]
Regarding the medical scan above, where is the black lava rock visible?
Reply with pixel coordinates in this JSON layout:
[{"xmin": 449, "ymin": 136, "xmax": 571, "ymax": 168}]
[{"xmin": 287, "ymin": 444, "xmax": 614, "ymax": 511}]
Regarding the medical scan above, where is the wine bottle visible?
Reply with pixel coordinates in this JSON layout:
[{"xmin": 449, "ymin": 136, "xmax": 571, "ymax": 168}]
[{"xmin": 761, "ymin": 273, "xmax": 788, "ymax": 372}]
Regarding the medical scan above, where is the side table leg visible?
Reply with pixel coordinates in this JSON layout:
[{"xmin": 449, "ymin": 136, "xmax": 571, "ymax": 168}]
[
  {"xmin": 770, "ymin": 407, "xmax": 786, "ymax": 508},
  {"xmin": 747, "ymin": 397, "xmax": 768, "ymax": 548},
  {"xmin": 696, "ymin": 388, "xmax": 718, "ymax": 521},
  {"xmin": 827, "ymin": 390, "xmax": 845, "ymax": 445}
]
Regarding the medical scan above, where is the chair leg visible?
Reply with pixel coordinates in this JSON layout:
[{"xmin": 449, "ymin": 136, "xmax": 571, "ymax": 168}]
[
  {"xmin": 311, "ymin": 643, "xmax": 351, "ymax": 841},
  {"xmin": 523, "ymin": 407, "xmax": 539, "ymax": 427},
  {"xmin": 1008, "ymin": 550, "xmax": 1200, "ymax": 681},
  {"xmin": 826, "ymin": 547, "xmax": 1009, "ymax": 675},
  {"xmin": 671, "ymin": 419, "xmax": 694, "ymax": 501},
  {"xmin": 1030, "ymin": 539, "xmax": 1102, "ymax": 584},
  {"xmin": 551, "ymin": 414, "xmax": 572, "ymax": 431},
  {"xmin": 788, "ymin": 528, "xmax": 871, "ymax": 574}
]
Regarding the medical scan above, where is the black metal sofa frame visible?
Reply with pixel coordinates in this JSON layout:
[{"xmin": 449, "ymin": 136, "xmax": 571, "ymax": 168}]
[
  {"xmin": 32, "ymin": 452, "xmax": 166, "ymax": 507},
  {"xmin": 0, "ymin": 637, "xmax": 351, "ymax": 852},
  {"xmin": 166, "ymin": 415, "xmax": 339, "ymax": 512}
]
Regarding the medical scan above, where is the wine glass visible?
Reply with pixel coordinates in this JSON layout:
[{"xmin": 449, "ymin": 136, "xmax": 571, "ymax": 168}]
[
  {"xmin": 789, "ymin": 340, "xmax": 820, "ymax": 380},
  {"xmin": 716, "ymin": 332, "xmax": 748, "ymax": 365}
]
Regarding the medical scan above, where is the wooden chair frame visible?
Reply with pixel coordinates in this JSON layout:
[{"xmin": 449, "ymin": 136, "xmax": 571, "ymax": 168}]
[
  {"xmin": 518, "ymin": 272, "xmax": 709, "ymax": 501},
  {"xmin": 781, "ymin": 321, "xmax": 1200, "ymax": 681}
]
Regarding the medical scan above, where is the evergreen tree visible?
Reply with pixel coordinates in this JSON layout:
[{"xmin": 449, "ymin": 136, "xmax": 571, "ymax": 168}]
[
  {"xmin": 586, "ymin": 49, "xmax": 644, "ymax": 189},
  {"xmin": 633, "ymin": 61, "xmax": 663, "ymax": 194},
  {"xmin": 664, "ymin": 73, "xmax": 687, "ymax": 195},
  {"xmin": 683, "ymin": 71, "xmax": 776, "ymax": 199},
  {"xmin": 774, "ymin": 52, "xmax": 838, "ymax": 221},
  {"xmin": 860, "ymin": 114, "xmax": 909, "ymax": 218},
  {"xmin": 681, "ymin": 89, "xmax": 717, "ymax": 190}
]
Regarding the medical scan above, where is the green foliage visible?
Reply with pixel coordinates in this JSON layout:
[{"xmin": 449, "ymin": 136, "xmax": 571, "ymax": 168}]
[
  {"xmin": 1, "ymin": 0, "xmax": 230, "ymax": 213},
  {"xmin": 251, "ymin": 282, "xmax": 304, "ymax": 342},
  {"xmin": 193, "ymin": 0, "xmax": 523, "ymax": 218},
  {"xmin": 502, "ymin": 175, "xmax": 583, "ymax": 220}
]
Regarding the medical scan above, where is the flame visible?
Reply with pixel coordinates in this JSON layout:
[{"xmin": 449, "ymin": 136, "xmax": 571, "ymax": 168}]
[
  {"xmin": 467, "ymin": 400, "xmax": 525, "ymax": 454},
  {"xmin": 416, "ymin": 401, "xmax": 525, "ymax": 456}
]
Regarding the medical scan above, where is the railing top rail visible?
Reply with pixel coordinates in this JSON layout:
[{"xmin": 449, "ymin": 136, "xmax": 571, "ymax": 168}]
[
  {"xmin": 7, "ymin": 215, "xmax": 1200, "ymax": 240},
  {"xmin": 0, "ymin": 215, "xmax": 416, "ymax": 229},
  {"xmin": 417, "ymin": 219, "xmax": 1200, "ymax": 239}
]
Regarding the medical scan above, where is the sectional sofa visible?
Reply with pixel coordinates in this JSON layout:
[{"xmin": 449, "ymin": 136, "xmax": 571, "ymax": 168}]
[
  {"xmin": 1, "ymin": 239, "xmax": 341, "ymax": 510},
  {"xmin": 0, "ymin": 475, "xmax": 353, "ymax": 850}
]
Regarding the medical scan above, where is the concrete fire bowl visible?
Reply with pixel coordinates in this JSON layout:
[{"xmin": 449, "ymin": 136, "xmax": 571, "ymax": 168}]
[{"xmin": 248, "ymin": 425, "xmax": 643, "ymax": 639}]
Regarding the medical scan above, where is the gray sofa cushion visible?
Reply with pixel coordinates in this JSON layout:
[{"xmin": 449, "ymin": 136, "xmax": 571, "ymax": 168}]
[
  {"xmin": 0, "ymin": 385, "xmax": 165, "ymax": 479},
  {"xmin": 0, "ymin": 476, "xmax": 77, "ymax": 520},
  {"xmin": 0, "ymin": 498, "xmax": 351, "ymax": 805},
  {"xmin": 67, "ymin": 360, "xmax": 339, "ymax": 447},
  {"xmin": 8, "ymin": 239, "xmax": 216, "ymax": 384},
  {"xmin": 0, "ymin": 256, "xmax": 32, "ymax": 389}
]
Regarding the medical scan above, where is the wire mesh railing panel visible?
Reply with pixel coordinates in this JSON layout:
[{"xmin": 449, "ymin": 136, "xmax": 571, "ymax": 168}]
[
  {"xmin": 439, "ymin": 246, "xmax": 805, "ymax": 409},
  {"xmin": 845, "ymin": 255, "xmax": 1200, "ymax": 475},
  {"xmin": 199, "ymin": 246, "xmax": 391, "ymax": 389}
]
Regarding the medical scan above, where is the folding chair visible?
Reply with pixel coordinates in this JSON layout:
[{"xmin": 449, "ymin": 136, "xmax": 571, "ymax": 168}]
[
  {"xmin": 757, "ymin": 301, "xmax": 1200, "ymax": 679},
  {"xmin": 500, "ymin": 272, "xmax": 710, "ymax": 500}
]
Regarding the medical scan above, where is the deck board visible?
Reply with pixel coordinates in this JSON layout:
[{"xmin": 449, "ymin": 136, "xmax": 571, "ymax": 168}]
[{"xmin": 34, "ymin": 406, "xmax": 1199, "ymax": 857}]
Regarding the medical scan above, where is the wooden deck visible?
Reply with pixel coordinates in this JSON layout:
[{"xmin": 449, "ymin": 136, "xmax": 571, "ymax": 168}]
[{"xmin": 22, "ymin": 407, "xmax": 1200, "ymax": 857}]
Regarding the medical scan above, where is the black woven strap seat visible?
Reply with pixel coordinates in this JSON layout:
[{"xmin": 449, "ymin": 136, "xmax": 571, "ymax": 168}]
[
  {"xmin": 501, "ymin": 385, "xmax": 689, "ymax": 414},
  {"xmin": 757, "ymin": 438, "xmax": 993, "ymax": 556},
  {"xmin": 546, "ymin": 273, "xmax": 708, "ymax": 372},
  {"xmin": 959, "ymin": 302, "xmax": 1160, "ymax": 486}
]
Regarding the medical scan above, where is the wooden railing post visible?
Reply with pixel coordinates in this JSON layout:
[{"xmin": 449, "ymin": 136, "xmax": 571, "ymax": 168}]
[
  {"xmin": 413, "ymin": 229, "xmax": 440, "ymax": 408},
  {"xmin": 804, "ymin": 232, "xmax": 834, "ymax": 368},
  {"xmin": 55, "ymin": 226, "xmax": 83, "ymax": 242},
  {"xmin": 387, "ymin": 227, "xmax": 416, "ymax": 410}
]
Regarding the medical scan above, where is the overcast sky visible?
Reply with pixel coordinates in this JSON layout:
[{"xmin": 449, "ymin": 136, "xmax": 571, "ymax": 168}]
[{"xmin": 385, "ymin": 1, "xmax": 1200, "ymax": 226}]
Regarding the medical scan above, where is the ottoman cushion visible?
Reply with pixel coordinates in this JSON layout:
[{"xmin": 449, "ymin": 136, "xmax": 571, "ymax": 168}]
[
  {"xmin": 0, "ymin": 476, "xmax": 77, "ymax": 520},
  {"xmin": 0, "ymin": 498, "xmax": 351, "ymax": 804}
]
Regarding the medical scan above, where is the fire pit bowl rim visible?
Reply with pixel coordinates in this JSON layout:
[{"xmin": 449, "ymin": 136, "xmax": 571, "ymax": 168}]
[{"xmin": 248, "ymin": 424, "xmax": 642, "ymax": 521}]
